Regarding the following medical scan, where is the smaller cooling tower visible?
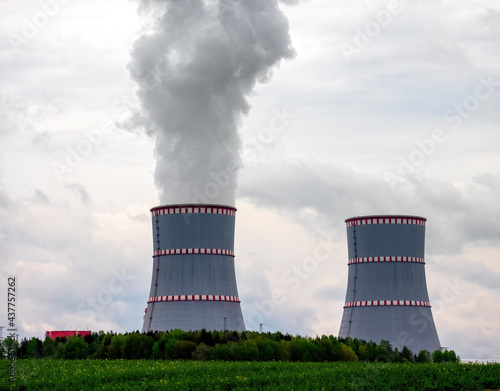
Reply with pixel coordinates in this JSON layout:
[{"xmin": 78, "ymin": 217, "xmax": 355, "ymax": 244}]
[
  {"xmin": 143, "ymin": 204, "xmax": 245, "ymax": 332},
  {"xmin": 338, "ymin": 215, "xmax": 440, "ymax": 354}
]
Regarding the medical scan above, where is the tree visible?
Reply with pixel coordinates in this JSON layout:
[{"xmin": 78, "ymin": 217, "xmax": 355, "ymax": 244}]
[
  {"xmin": 257, "ymin": 339, "xmax": 280, "ymax": 361},
  {"xmin": 42, "ymin": 337, "xmax": 57, "ymax": 358},
  {"xmin": 391, "ymin": 348, "xmax": 403, "ymax": 363},
  {"xmin": 442, "ymin": 349, "xmax": 459, "ymax": 363},
  {"xmin": 448, "ymin": 350, "xmax": 459, "ymax": 363},
  {"xmin": 18, "ymin": 338, "xmax": 29, "ymax": 358},
  {"xmin": 162, "ymin": 333, "xmax": 178, "ymax": 359},
  {"xmin": 170, "ymin": 329, "xmax": 187, "ymax": 341},
  {"xmin": 199, "ymin": 329, "xmax": 213, "ymax": 346},
  {"xmin": 211, "ymin": 331, "xmax": 223, "ymax": 345},
  {"xmin": 316, "ymin": 336, "xmax": 334, "ymax": 361},
  {"xmin": 344, "ymin": 337, "xmax": 360, "ymax": 354},
  {"xmin": 107, "ymin": 334, "xmax": 126, "ymax": 359},
  {"xmin": 54, "ymin": 336, "xmax": 67, "ymax": 346},
  {"xmin": 62, "ymin": 336, "xmax": 89, "ymax": 359},
  {"xmin": 173, "ymin": 340, "xmax": 197, "ymax": 359},
  {"xmin": 379, "ymin": 340, "xmax": 393, "ymax": 354},
  {"xmin": 210, "ymin": 343, "xmax": 233, "ymax": 360},
  {"xmin": 26, "ymin": 337, "xmax": 42, "ymax": 359},
  {"xmin": 231, "ymin": 340, "xmax": 258, "ymax": 361},
  {"xmin": 93, "ymin": 332, "xmax": 113, "ymax": 359},
  {"xmin": 417, "ymin": 350, "xmax": 432, "ymax": 363},
  {"xmin": 432, "ymin": 349, "xmax": 444, "ymax": 363},
  {"xmin": 123, "ymin": 333, "xmax": 154, "ymax": 359},
  {"xmin": 2, "ymin": 337, "xmax": 19, "ymax": 359},
  {"xmin": 339, "ymin": 343, "xmax": 358, "ymax": 362},
  {"xmin": 372, "ymin": 342, "xmax": 391, "ymax": 363},
  {"xmin": 192, "ymin": 343, "xmax": 211, "ymax": 360},
  {"xmin": 288, "ymin": 338, "xmax": 309, "ymax": 362},
  {"xmin": 402, "ymin": 346, "xmax": 414, "ymax": 363},
  {"xmin": 357, "ymin": 344, "xmax": 369, "ymax": 361},
  {"xmin": 152, "ymin": 341, "xmax": 162, "ymax": 360},
  {"xmin": 278, "ymin": 340, "xmax": 290, "ymax": 361}
]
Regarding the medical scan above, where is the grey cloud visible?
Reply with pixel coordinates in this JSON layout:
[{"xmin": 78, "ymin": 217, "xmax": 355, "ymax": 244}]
[
  {"xmin": 480, "ymin": 7, "xmax": 500, "ymax": 30},
  {"xmin": 239, "ymin": 161, "xmax": 500, "ymax": 255},
  {"xmin": 32, "ymin": 131, "xmax": 52, "ymax": 146},
  {"xmin": 65, "ymin": 183, "xmax": 91, "ymax": 206},
  {"xmin": 0, "ymin": 189, "xmax": 150, "ymax": 336},
  {"xmin": 279, "ymin": 0, "xmax": 302, "ymax": 4},
  {"xmin": 33, "ymin": 188, "xmax": 50, "ymax": 204},
  {"xmin": 315, "ymin": 285, "xmax": 346, "ymax": 302},
  {"xmin": 0, "ymin": 97, "xmax": 24, "ymax": 136},
  {"xmin": 0, "ymin": 188, "xmax": 11, "ymax": 209},
  {"xmin": 437, "ymin": 260, "xmax": 500, "ymax": 292},
  {"xmin": 473, "ymin": 172, "xmax": 500, "ymax": 189}
]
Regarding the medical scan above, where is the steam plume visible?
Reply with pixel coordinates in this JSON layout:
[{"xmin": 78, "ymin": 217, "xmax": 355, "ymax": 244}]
[{"xmin": 129, "ymin": 0, "xmax": 294, "ymax": 206}]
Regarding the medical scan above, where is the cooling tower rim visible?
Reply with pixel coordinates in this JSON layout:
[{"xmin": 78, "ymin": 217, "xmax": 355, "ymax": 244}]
[
  {"xmin": 151, "ymin": 203, "xmax": 237, "ymax": 212},
  {"xmin": 345, "ymin": 214, "xmax": 426, "ymax": 222}
]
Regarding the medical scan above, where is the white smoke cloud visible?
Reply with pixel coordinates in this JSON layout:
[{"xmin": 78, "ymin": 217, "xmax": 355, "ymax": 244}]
[{"xmin": 128, "ymin": 0, "xmax": 295, "ymax": 206}]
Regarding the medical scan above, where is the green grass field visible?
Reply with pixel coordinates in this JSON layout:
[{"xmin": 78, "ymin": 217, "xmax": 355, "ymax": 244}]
[{"xmin": 1, "ymin": 359, "xmax": 499, "ymax": 390}]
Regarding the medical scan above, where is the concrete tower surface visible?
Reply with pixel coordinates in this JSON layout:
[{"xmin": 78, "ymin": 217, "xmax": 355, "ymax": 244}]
[
  {"xmin": 338, "ymin": 215, "xmax": 440, "ymax": 354},
  {"xmin": 142, "ymin": 204, "xmax": 245, "ymax": 332}
]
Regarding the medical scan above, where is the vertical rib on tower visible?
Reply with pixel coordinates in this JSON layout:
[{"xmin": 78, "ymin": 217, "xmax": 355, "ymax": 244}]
[
  {"xmin": 142, "ymin": 204, "xmax": 245, "ymax": 332},
  {"xmin": 338, "ymin": 215, "xmax": 440, "ymax": 353}
]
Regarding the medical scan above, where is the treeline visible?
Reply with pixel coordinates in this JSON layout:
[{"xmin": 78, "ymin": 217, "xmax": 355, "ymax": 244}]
[{"xmin": 1, "ymin": 330, "xmax": 459, "ymax": 363}]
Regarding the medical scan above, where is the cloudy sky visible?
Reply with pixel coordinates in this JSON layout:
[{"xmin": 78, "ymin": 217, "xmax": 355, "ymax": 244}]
[{"xmin": 1, "ymin": 0, "xmax": 499, "ymax": 362}]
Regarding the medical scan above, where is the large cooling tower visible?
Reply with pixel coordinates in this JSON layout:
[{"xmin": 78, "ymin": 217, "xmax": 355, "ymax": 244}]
[
  {"xmin": 142, "ymin": 204, "xmax": 245, "ymax": 332},
  {"xmin": 338, "ymin": 215, "xmax": 440, "ymax": 354}
]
